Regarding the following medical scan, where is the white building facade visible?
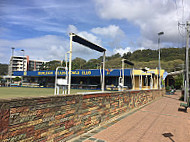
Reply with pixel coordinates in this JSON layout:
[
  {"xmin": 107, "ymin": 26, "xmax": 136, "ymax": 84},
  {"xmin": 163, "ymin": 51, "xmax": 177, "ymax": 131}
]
[
  {"xmin": 8, "ymin": 56, "xmax": 28, "ymax": 76},
  {"xmin": 8, "ymin": 56, "xmax": 47, "ymax": 76}
]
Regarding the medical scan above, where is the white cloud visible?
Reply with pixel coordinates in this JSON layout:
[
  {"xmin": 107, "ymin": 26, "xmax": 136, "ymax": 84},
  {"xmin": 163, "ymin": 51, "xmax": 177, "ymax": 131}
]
[
  {"xmin": 114, "ymin": 47, "xmax": 131, "ymax": 55},
  {"xmin": 140, "ymin": 38, "xmax": 158, "ymax": 50},
  {"xmin": 67, "ymin": 25, "xmax": 78, "ymax": 34},
  {"xmin": 0, "ymin": 26, "xmax": 105, "ymax": 63},
  {"xmin": 91, "ymin": 25, "xmax": 125, "ymax": 38},
  {"xmin": 0, "ymin": 35, "xmax": 68, "ymax": 63},
  {"xmin": 91, "ymin": 25, "xmax": 126, "ymax": 50},
  {"xmin": 138, "ymin": 47, "xmax": 145, "ymax": 51},
  {"xmin": 94, "ymin": 0, "xmax": 190, "ymax": 48},
  {"xmin": 0, "ymin": 0, "xmax": 95, "ymax": 34}
]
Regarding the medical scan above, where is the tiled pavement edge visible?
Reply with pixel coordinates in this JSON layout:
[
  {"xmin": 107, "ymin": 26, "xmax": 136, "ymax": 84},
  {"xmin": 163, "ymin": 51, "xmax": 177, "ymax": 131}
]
[
  {"xmin": 80, "ymin": 92, "xmax": 190, "ymax": 142},
  {"xmin": 69, "ymin": 97, "xmax": 162, "ymax": 142}
]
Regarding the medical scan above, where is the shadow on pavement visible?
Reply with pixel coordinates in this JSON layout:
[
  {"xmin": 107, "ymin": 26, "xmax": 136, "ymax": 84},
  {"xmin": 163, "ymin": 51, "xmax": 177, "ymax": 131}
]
[
  {"xmin": 164, "ymin": 95, "xmax": 179, "ymax": 101},
  {"xmin": 178, "ymin": 108, "xmax": 187, "ymax": 113},
  {"xmin": 162, "ymin": 133, "xmax": 175, "ymax": 142}
]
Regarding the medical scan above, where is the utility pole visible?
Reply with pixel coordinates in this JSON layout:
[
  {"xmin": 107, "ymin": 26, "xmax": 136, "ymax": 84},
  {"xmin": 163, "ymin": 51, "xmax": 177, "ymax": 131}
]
[{"xmin": 185, "ymin": 21, "xmax": 189, "ymax": 102}]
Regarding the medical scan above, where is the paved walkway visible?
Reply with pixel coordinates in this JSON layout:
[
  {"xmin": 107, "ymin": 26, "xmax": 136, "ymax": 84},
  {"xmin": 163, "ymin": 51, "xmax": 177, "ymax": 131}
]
[{"xmin": 71, "ymin": 91, "xmax": 190, "ymax": 142}]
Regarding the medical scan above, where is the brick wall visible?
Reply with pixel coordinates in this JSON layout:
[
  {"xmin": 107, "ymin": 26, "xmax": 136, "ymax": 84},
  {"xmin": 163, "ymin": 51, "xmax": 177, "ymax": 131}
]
[{"xmin": 0, "ymin": 89, "xmax": 164, "ymax": 142}]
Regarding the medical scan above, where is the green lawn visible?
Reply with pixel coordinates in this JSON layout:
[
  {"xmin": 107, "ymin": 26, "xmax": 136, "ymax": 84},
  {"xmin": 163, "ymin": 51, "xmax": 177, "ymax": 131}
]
[{"xmin": 0, "ymin": 87, "xmax": 99, "ymax": 99}]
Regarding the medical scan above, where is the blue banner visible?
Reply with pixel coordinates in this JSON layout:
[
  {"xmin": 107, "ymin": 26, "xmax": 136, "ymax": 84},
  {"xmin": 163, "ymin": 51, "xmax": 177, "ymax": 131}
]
[{"xmin": 13, "ymin": 69, "xmax": 131, "ymax": 77}]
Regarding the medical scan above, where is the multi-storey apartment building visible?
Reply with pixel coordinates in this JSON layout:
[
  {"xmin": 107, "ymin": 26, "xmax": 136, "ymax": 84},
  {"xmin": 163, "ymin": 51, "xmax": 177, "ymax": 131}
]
[
  {"xmin": 8, "ymin": 56, "xmax": 28, "ymax": 76},
  {"xmin": 8, "ymin": 56, "xmax": 47, "ymax": 76},
  {"xmin": 28, "ymin": 60, "xmax": 47, "ymax": 71}
]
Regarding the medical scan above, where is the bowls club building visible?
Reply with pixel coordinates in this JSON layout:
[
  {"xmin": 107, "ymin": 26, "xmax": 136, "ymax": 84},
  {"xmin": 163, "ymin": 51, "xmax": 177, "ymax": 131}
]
[{"xmin": 13, "ymin": 68, "xmax": 167, "ymax": 90}]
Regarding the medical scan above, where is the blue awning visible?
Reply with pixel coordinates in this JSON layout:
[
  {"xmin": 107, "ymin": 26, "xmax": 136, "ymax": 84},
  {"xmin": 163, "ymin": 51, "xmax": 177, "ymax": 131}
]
[{"xmin": 13, "ymin": 69, "xmax": 132, "ymax": 77}]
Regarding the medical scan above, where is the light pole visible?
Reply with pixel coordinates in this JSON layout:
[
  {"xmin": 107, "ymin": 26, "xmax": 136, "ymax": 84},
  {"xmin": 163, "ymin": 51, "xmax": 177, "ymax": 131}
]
[
  {"xmin": 10, "ymin": 47, "xmax": 15, "ymax": 86},
  {"xmin": 158, "ymin": 32, "xmax": 164, "ymax": 89},
  {"xmin": 11, "ymin": 47, "xmax": 15, "ymax": 57},
  {"xmin": 11, "ymin": 47, "xmax": 15, "ymax": 75},
  {"xmin": 21, "ymin": 49, "xmax": 25, "ymax": 87}
]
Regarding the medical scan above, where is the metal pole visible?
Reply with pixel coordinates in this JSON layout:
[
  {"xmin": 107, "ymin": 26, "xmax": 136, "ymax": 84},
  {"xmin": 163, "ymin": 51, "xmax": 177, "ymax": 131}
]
[
  {"xmin": 100, "ymin": 63, "xmax": 102, "ymax": 87},
  {"xmin": 68, "ymin": 33, "xmax": 73, "ymax": 94},
  {"xmin": 12, "ymin": 47, "xmax": 14, "ymax": 57},
  {"xmin": 21, "ymin": 49, "xmax": 24, "ymax": 87},
  {"xmin": 102, "ymin": 51, "xmax": 105, "ymax": 91},
  {"xmin": 65, "ymin": 53, "xmax": 67, "ymax": 71},
  {"xmin": 122, "ymin": 59, "xmax": 124, "ymax": 90},
  {"xmin": 185, "ymin": 21, "xmax": 189, "ymax": 102},
  {"xmin": 158, "ymin": 32, "xmax": 164, "ymax": 90},
  {"xmin": 151, "ymin": 73, "xmax": 153, "ymax": 89},
  {"xmin": 156, "ymin": 67, "xmax": 158, "ymax": 89},
  {"xmin": 65, "ymin": 51, "xmax": 69, "ymax": 94},
  {"xmin": 146, "ymin": 75, "xmax": 148, "ymax": 89},
  {"xmin": 133, "ymin": 68, "xmax": 135, "ymax": 90},
  {"xmin": 54, "ymin": 68, "xmax": 58, "ymax": 95},
  {"xmin": 158, "ymin": 36, "xmax": 161, "ymax": 89},
  {"xmin": 23, "ymin": 51, "xmax": 25, "ymax": 72},
  {"xmin": 10, "ymin": 47, "xmax": 15, "ymax": 87},
  {"xmin": 140, "ymin": 71, "xmax": 142, "ymax": 90},
  {"xmin": 139, "ymin": 74, "xmax": 140, "ymax": 90},
  {"xmin": 65, "ymin": 52, "xmax": 68, "ymax": 81}
]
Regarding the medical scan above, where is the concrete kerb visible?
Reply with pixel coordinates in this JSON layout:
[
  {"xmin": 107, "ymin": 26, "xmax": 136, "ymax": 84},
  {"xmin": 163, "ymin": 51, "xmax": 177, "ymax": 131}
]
[{"xmin": 68, "ymin": 95, "xmax": 163, "ymax": 142}]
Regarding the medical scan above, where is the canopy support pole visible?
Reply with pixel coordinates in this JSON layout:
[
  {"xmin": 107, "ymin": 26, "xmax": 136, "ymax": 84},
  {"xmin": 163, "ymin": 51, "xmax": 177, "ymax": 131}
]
[
  {"xmin": 122, "ymin": 59, "xmax": 125, "ymax": 91},
  {"xmin": 102, "ymin": 51, "xmax": 105, "ymax": 91},
  {"xmin": 68, "ymin": 33, "xmax": 73, "ymax": 94}
]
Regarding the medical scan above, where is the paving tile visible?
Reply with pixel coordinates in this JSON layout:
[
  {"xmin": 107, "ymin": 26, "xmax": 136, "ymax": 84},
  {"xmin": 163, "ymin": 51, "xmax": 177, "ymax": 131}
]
[{"xmin": 89, "ymin": 91, "xmax": 190, "ymax": 142}]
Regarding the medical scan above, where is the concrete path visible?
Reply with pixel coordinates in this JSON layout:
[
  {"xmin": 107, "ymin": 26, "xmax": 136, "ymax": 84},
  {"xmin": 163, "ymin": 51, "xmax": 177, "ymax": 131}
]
[{"xmin": 72, "ymin": 91, "xmax": 190, "ymax": 142}]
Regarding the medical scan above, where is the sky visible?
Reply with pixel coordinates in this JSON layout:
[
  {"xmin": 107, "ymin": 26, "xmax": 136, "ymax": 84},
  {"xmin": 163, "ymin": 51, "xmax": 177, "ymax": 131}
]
[{"xmin": 0, "ymin": 0, "xmax": 190, "ymax": 64}]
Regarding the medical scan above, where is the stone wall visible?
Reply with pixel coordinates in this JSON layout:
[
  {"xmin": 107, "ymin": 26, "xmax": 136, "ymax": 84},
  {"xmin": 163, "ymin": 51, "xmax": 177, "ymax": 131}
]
[{"xmin": 0, "ymin": 89, "xmax": 164, "ymax": 142}]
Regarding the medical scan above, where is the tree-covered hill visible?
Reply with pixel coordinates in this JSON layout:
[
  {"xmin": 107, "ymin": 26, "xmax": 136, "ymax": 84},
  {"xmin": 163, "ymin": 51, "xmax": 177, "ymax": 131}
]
[
  {"xmin": 124, "ymin": 47, "xmax": 185, "ymax": 62},
  {"xmin": 39, "ymin": 47, "xmax": 188, "ymax": 73},
  {"xmin": 85, "ymin": 47, "xmax": 187, "ymax": 72},
  {"xmin": 1, "ymin": 47, "xmax": 188, "ymax": 74}
]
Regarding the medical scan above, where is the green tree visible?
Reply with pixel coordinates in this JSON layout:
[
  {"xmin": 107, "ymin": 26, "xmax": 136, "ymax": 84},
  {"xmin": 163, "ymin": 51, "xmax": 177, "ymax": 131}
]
[
  {"xmin": 174, "ymin": 74, "xmax": 183, "ymax": 89},
  {"xmin": 0, "ymin": 63, "xmax": 8, "ymax": 75},
  {"xmin": 13, "ymin": 77, "xmax": 21, "ymax": 81},
  {"xmin": 83, "ymin": 59, "xmax": 101, "ymax": 69},
  {"xmin": 105, "ymin": 57, "xmax": 122, "ymax": 69},
  {"xmin": 40, "ymin": 60, "xmax": 64, "ymax": 70},
  {"xmin": 98, "ymin": 53, "xmax": 121, "ymax": 62},
  {"xmin": 72, "ymin": 57, "xmax": 86, "ymax": 70},
  {"xmin": 122, "ymin": 52, "xmax": 132, "ymax": 59},
  {"xmin": 106, "ymin": 53, "xmax": 121, "ymax": 61}
]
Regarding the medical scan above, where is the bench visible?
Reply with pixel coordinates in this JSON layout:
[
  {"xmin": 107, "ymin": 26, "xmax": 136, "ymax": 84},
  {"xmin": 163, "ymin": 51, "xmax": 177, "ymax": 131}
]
[{"xmin": 180, "ymin": 97, "xmax": 189, "ymax": 112}]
